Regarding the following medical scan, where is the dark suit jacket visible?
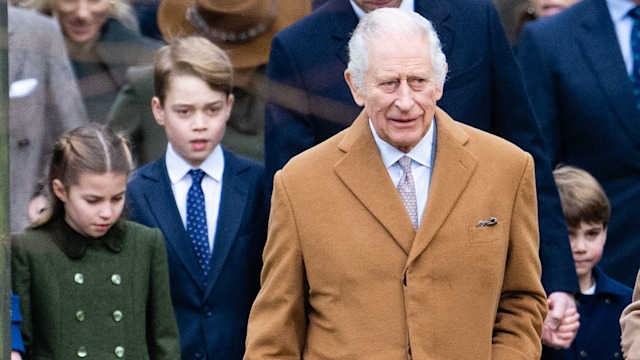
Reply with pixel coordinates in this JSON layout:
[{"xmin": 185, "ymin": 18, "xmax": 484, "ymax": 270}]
[
  {"xmin": 264, "ymin": 0, "xmax": 577, "ymax": 294},
  {"xmin": 126, "ymin": 149, "xmax": 268, "ymax": 359},
  {"xmin": 517, "ymin": 0, "xmax": 640, "ymax": 286}
]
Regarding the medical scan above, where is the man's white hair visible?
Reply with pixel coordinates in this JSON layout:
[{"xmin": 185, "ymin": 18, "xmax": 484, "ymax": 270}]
[{"xmin": 347, "ymin": 8, "xmax": 448, "ymax": 91}]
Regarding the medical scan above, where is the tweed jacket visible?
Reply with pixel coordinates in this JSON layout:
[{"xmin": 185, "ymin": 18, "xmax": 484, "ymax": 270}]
[
  {"xmin": 8, "ymin": 6, "xmax": 88, "ymax": 233},
  {"xmin": 11, "ymin": 218, "xmax": 180, "ymax": 359},
  {"xmin": 73, "ymin": 18, "xmax": 161, "ymax": 123},
  {"xmin": 244, "ymin": 108, "xmax": 547, "ymax": 359}
]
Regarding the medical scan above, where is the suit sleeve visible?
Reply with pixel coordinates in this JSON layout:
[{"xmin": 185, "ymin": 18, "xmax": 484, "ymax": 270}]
[
  {"xmin": 146, "ymin": 228, "xmax": 181, "ymax": 360},
  {"xmin": 486, "ymin": 4, "xmax": 578, "ymax": 295},
  {"xmin": 620, "ymin": 270, "xmax": 640, "ymax": 358},
  {"xmin": 492, "ymin": 154, "xmax": 548, "ymax": 360},
  {"xmin": 107, "ymin": 76, "xmax": 145, "ymax": 165},
  {"xmin": 244, "ymin": 171, "xmax": 308, "ymax": 359},
  {"xmin": 263, "ymin": 35, "xmax": 317, "ymax": 192}
]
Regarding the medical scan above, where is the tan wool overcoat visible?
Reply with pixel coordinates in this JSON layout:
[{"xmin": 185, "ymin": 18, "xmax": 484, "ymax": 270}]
[{"xmin": 244, "ymin": 108, "xmax": 547, "ymax": 359}]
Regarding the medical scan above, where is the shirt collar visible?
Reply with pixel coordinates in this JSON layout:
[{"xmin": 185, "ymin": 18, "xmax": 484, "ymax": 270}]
[
  {"xmin": 369, "ymin": 118, "xmax": 435, "ymax": 169},
  {"xmin": 349, "ymin": 0, "xmax": 415, "ymax": 20},
  {"xmin": 607, "ymin": 0, "xmax": 637, "ymax": 22},
  {"xmin": 165, "ymin": 143, "xmax": 224, "ymax": 184}
]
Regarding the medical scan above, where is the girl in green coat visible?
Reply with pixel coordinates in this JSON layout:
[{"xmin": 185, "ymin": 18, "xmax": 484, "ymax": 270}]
[{"xmin": 12, "ymin": 124, "xmax": 180, "ymax": 359}]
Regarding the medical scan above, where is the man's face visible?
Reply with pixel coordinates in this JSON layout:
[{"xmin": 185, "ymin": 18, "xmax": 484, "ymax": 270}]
[
  {"xmin": 346, "ymin": 32, "xmax": 443, "ymax": 153},
  {"xmin": 351, "ymin": 0, "xmax": 403, "ymax": 13}
]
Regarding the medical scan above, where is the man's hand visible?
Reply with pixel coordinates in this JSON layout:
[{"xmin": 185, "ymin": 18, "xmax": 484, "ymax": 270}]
[
  {"xmin": 11, "ymin": 351, "xmax": 23, "ymax": 360},
  {"xmin": 542, "ymin": 291, "xmax": 580, "ymax": 349}
]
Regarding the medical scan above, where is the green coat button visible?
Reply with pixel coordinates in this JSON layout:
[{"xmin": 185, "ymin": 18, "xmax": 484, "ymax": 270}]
[
  {"xmin": 111, "ymin": 274, "xmax": 121, "ymax": 285},
  {"xmin": 76, "ymin": 310, "xmax": 85, "ymax": 322},
  {"xmin": 114, "ymin": 346, "xmax": 125, "ymax": 358},
  {"xmin": 74, "ymin": 273, "xmax": 84, "ymax": 285},
  {"xmin": 113, "ymin": 310, "xmax": 123, "ymax": 322},
  {"xmin": 77, "ymin": 346, "xmax": 87, "ymax": 358}
]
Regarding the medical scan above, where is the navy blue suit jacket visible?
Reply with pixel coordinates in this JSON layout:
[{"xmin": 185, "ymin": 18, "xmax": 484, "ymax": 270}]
[
  {"xmin": 517, "ymin": 0, "xmax": 640, "ymax": 286},
  {"xmin": 126, "ymin": 149, "xmax": 268, "ymax": 359},
  {"xmin": 264, "ymin": 0, "xmax": 577, "ymax": 293}
]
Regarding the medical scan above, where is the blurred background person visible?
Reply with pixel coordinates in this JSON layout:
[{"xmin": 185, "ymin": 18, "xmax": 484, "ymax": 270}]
[
  {"xmin": 16, "ymin": 0, "xmax": 162, "ymax": 123},
  {"xmin": 108, "ymin": 0, "xmax": 311, "ymax": 165},
  {"xmin": 8, "ymin": 5, "xmax": 87, "ymax": 233},
  {"xmin": 517, "ymin": 0, "xmax": 640, "ymax": 288},
  {"xmin": 513, "ymin": 0, "xmax": 581, "ymax": 41}
]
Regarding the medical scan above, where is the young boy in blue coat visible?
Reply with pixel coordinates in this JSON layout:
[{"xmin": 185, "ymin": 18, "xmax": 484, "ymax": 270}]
[
  {"xmin": 542, "ymin": 165, "xmax": 632, "ymax": 359},
  {"xmin": 125, "ymin": 36, "xmax": 268, "ymax": 359}
]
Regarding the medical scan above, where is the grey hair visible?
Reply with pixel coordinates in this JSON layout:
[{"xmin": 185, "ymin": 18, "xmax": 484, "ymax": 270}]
[{"xmin": 347, "ymin": 8, "xmax": 448, "ymax": 91}]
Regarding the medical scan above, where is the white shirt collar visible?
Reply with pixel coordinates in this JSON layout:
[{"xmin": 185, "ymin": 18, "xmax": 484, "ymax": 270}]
[
  {"xmin": 165, "ymin": 143, "xmax": 224, "ymax": 184},
  {"xmin": 369, "ymin": 119, "xmax": 435, "ymax": 170},
  {"xmin": 607, "ymin": 0, "xmax": 637, "ymax": 22},
  {"xmin": 349, "ymin": 0, "xmax": 415, "ymax": 20}
]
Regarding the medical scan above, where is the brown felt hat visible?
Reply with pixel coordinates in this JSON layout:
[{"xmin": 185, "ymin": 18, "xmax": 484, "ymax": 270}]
[{"xmin": 158, "ymin": 0, "xmax": 310, "ymax": 69}]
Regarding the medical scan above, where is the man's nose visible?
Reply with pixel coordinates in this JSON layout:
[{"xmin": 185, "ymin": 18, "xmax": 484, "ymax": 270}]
[{"xmin": 395, "ymin": 81, "xmax": 414, "ymax": 111}]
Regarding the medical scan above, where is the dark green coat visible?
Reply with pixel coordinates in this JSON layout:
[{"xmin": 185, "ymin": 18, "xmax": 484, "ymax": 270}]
[{"xmin": 12, "ymin": 218, "xmax": 180, "ymax": 359}]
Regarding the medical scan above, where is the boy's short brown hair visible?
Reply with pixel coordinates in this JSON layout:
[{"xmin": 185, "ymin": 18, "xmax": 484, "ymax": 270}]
[
  {"xmin": 154, "ymin": 36, "xmax": 233, "ymax": 103},
  {"xmin": 553, "ymin": 165, "xmax": 610, "ymax": 228}
]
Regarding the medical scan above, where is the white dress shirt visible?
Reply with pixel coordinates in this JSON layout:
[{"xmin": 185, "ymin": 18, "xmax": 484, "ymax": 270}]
[
  {"xmin": 165, "ymin": 143, "xmax": 224, "ymax": 252},
  {"xmin": 370, "ymin": 119, "xmax": 435, "ymax": 227},
  {"xmin": 607, "ymin": 0, "xmax": 638, "ymax": 75}
]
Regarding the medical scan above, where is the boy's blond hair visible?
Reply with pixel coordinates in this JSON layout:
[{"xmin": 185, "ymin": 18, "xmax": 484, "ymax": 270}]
[
  {"xmin": 154, "ymin": 36, "xmax": 233, "ymax": 103},
  {"xmin": 553, "ymin": 165, "xmax": 610, "ymax": 228}
]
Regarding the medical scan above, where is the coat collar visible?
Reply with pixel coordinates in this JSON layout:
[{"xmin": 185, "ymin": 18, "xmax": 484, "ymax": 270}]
[
  {"xmin": 590, "ymin": 266, "xmax": 632, "ymax": 297},
  {"xmin": 49, "ymin": 216, "xmax": 125, "ymax": 259},
  {"xmin": 335, "ymin": 108, "xmax": 476, "ymax": 258},
  {"xmin": 573, "ymin": 0, "xmax": 640, "ymax": 138}
]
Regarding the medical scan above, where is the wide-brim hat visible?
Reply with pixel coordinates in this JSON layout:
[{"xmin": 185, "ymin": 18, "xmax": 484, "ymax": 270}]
[{"xmin": 158, "ymin": 0, "xmax": 310, "ymax": 69}]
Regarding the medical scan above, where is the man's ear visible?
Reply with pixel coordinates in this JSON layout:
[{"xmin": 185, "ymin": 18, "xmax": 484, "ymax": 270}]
[
  {"xmin": 151, "ymin": 97, "xmax": 165, "ymax": 126},
  {"xmin": 344, "ymin": 69, "xmax": 365, "ymax": 106},
  {"xmin": 52, "ymin": 179, "xmax": 67, "ymax": 203},
  {"xmin": 224, "ymin": 93, "xmax": 235, "ymax": 123}
]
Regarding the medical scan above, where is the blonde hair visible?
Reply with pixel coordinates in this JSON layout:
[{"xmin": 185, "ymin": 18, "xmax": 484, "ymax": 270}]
[
  {"xmin": 31, "ymin": 124, "xmax": 134, "ymax": 227},
  {"xmin": 14, "ymin": 0, "xmax": 139, "ymax": 32},
  {"xmin": 553, "ymin": 165, "xmax": 611, "ymax": 228},
  {"xmin": 154, "ymin": 36, "xmax": 233, "ymax": 104}
]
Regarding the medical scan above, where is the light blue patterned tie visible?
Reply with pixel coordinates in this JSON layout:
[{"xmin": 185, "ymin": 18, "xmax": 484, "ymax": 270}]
[
  {"xmin": 630, "ymin": 7, "xmax": 640, "ymax": 110},
  {"xmin": 187, "ymin": 169, "xmax": 211, "ymax": 287}
]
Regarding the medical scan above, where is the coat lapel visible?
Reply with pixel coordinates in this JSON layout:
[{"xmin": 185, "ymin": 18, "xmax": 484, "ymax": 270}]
[
  {"xmin": 204, "ymin": 151, "xmax": 251, "ymax": 297},
  {"xmin": 139, "ymin": 160, "xmax": 205, "ymax": 291},
  {"xmin": 334, "ymin": 113, "xmax": 417, "ymax": 254},
  {"xmin": 407, "ymin": 109, "xmax": 477, "ymax": 265},
  {"xmin": 415, "ymin": 0, "xmax": 454, "ymax": 61},
  {"xmin": 329, "ymin": 0, "xmax": 361, "ymax": 66},
  {"xmin": 576, "ymin": 0, "xmax": 640, "ymax": 141}
]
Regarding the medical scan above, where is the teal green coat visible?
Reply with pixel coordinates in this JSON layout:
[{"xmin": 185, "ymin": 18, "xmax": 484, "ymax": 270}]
[{"xmin": 12, "ymin": 218, "xmax": 180, "ymax": 359}]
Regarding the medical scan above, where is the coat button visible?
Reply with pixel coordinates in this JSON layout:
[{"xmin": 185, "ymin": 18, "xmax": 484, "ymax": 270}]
[
  {"xmin": 111, "ymin": 274, "xmax": 121, "ymax": 285},
  {"xmin": 113, "ymin": 310, "xmax": 123, "ymax": 322},
  {"xmin": 77, "ymin": 346, "xmax": 87, "ymax": 358},
  {"xmin": 17, "ymin": 139, "xmax": 30, "ymax": 148},
  {"xmin": 605, "ymin": 298, "xmax": 612, "ymax": 305},
  {"xmin": 76, "ymin": 310, "xmax": 85, "ymax": 322},
  {"xmin": 114, "ymin": 346, "xmax": 125, "ymax": 358},
  {"xmin": 74, "ymin": 273, "xmax": 84, "ymax": 285},
  {"xmin": 580, "ymin": 349, "xmax": 588, "ymax": 358},
  {"xmin": 615, "ymin": 351, "xmax": 621, "ymax": 358}
]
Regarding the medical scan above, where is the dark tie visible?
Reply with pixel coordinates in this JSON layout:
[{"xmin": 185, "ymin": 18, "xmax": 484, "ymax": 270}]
[
  {"xmin": 630, "ymin": 6, "xmax": 640, "ymax": 110},
  {"xmin": 187, "ymin": 169, "xmax": 211, "ymax": 286},
  {"xmin": 397, "ymin": 156, "xmax": 419, "ymax": 229}
]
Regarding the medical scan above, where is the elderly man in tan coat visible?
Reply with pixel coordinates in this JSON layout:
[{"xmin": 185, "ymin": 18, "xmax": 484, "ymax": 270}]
[{"xmin": 244, "ymin": 8, "xmax": 547, "ymax": 360}]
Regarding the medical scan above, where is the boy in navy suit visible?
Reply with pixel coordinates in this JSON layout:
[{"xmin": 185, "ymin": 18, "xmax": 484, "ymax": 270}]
[
  {"xmin": 125, "ymin": 36, "xmax": 268, "ymax": 360},
  {"xmin": 543, "ymin": 166, "xmax": 632, "ymax": 359}
]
